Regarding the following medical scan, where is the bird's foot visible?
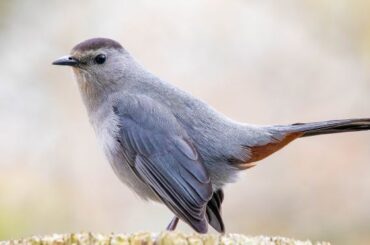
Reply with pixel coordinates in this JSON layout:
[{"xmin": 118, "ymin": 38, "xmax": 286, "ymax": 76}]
[{"xmin": 166, "ymin": 216, "xmax": 179, "ymax": 231}]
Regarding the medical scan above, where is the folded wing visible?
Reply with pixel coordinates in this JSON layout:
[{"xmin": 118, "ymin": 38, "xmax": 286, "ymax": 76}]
[{"xmin": 113, "ymin": 95, "xmax": 212, "ymax": 233}]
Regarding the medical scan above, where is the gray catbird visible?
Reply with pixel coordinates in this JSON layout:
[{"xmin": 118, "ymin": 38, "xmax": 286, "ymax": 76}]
[{"xmin": 53, "ymin": 37, "xmax": 370, "ymax": 233}]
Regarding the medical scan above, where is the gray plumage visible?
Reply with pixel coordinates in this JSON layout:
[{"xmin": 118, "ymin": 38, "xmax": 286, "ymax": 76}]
[{"xmin": 53, "ymin": 38, "xmax": 370, "ymax": 233}]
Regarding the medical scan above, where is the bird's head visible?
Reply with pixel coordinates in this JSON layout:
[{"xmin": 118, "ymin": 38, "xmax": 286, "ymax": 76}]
[{"xmin": 53, "ymin": 38, "xmax": 131, "ymax": 92}]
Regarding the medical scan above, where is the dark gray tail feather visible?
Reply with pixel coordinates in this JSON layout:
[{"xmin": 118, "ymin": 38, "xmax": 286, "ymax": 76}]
[
  {"xmin": 206, "ymin": 189, "xmax": 225, "ymax": 233},
  {"xmin": 275, "ymin": 118, "xmax": 370, "ymax": 137}
]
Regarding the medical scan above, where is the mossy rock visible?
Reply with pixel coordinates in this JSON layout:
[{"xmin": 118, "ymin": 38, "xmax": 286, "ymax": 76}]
[{"xmin": 0, "ymin": 232, "xmax": 330, "ymax": 245}]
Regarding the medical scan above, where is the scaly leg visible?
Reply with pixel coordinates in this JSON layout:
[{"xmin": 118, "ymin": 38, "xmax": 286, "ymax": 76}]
[{"xmin": 166, "ymin": 216, "xmax": 179, "ymax": 231}]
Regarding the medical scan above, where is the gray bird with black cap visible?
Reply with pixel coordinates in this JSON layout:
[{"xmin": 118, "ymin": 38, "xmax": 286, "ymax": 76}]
[{"xmin": 53, "ymin": 37, "xmax": 370, "ymax": 233}]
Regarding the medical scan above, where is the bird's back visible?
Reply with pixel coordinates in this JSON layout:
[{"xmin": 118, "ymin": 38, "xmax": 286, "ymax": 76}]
[{"xmin": 117, "ymin": 74, "xmax": 274, "ymax": 188}]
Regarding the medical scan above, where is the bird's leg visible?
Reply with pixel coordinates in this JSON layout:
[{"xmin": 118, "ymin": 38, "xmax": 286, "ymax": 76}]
[{"xmin": 166, "ymin": 216, "xmax": 179, "ymax": 231}]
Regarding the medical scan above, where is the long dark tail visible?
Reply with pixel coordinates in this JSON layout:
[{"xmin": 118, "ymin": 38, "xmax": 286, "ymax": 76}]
[
  {"xmin": 234, "ymin": 118, "xmax": 370, "ymax": 169},
  {"xmin": 282, "ymin": 118, "xmax": 370, "ymax": 137}
]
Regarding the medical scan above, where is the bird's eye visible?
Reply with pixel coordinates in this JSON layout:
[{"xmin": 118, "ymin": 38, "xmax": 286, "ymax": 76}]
[{"xmin": 94, "ymin": 54, "xmax": 106, "ymax": 64}]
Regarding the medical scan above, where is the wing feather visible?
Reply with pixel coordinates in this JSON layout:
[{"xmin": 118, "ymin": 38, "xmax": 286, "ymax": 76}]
[{"xmin": 113, "ymin": 95, "xmax": 212, "ymax": 233}]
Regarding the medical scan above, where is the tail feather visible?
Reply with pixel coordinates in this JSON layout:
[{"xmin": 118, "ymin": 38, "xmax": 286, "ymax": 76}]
[
  {"xmin": 282, "ymin": 118, "xmax": 370, "ymax": 137},
  {"xmin": 234, "ymin": 118, "xmax": 369, "ymax": 169}
]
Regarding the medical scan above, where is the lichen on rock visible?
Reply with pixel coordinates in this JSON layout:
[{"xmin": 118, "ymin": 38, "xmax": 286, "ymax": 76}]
[{"xmin": 0, "ymin": 232, "xmax": 330, "ymax": 245}]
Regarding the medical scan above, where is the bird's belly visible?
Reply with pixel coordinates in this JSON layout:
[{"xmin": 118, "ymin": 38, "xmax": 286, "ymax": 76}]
[
  {"xmin": 96, "ymin": 122, "xmax": 160, "ymax": 202},
  {"xmin": 108, "ymin": 151, "xmax": 161, "ymax": 202}
]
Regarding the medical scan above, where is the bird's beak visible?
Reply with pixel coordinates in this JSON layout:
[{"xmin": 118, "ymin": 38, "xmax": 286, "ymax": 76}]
[{"xmin": 52, "ymin": 55, "xmax": 79, "ymax": 66}]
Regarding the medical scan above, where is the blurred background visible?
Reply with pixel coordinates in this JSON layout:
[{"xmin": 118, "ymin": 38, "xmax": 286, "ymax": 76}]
[{"xmin": 0, "ymin": 0, "xmax": 369, "ymax": 244}]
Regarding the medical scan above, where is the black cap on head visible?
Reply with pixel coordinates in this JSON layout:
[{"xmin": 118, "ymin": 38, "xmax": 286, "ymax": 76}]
[{"xmin": 72, "ymin": 38, "xmax": 123, "ymax": 53}]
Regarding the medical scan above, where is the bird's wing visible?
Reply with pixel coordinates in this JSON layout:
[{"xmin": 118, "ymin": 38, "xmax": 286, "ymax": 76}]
[
  {"xmin": 206, "ymin": 189, "xmax": 225, "ymax": 233},
  {"xmin": 112, "ymin": 94, "xmax": 212, "ymax": 233}
]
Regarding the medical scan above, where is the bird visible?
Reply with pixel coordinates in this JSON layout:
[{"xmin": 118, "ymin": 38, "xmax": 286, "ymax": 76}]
[{"xmin": 53, "ymin": 37, "xmax": 370, "ymax": 234}]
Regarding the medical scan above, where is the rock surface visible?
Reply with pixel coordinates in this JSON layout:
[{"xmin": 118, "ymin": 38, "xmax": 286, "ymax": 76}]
[{"xmin": 0, "ymin": 232, "xmax": 330, "ymax": 245}]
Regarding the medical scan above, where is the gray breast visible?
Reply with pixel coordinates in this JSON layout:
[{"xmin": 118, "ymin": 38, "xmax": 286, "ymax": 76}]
[{"xmin": 92, "ymin": 107, "xmax": 160, "ymax": 202}]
